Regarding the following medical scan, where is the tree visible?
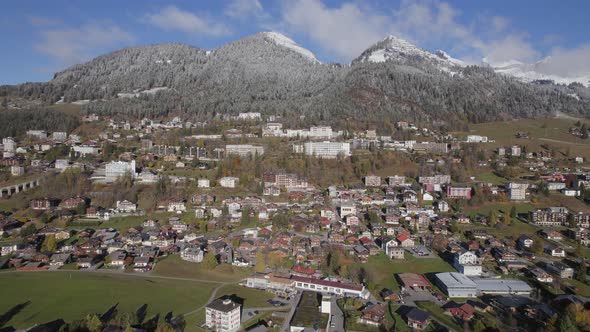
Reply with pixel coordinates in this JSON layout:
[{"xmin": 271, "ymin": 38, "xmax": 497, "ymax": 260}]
[
  {"xmin": 20, "ymin": 223, "xmax": 38, "ymax": 237},
  {"xmin": 503, "ymin": 210, "xmax": 511, "ymax": 225},
  {"xmin": 203, "ymin": 252, "xmax": 218, "ymax": 270},
  {"xmin": 83, "ymin": 314, "xmax": 103, "ymax": 332},
  {"xmin": 488, "ymin": 210, "xmax": 497, "ymax": 226},
  {"xmin": 41, "ymin": 235, "xmax": 57, "ymax": 252},
  {"xmin": 510, "ymin": 205, "xmax": 517, "ymax": 218},
  {"xmin": 199, "ymin": 221, "xmax": 208, "ymax": 233},
  {"xmin": 568, "ymin": 214, "xmax": 577, "ymax": 228},
  {"xmin": 575, "ymin": 259, "xmax": 587, "ymax": 282},
  {"xmin": 473, "ymin": 319, "xmax": 486, "ymax": 332},
  {"xmin": 255, "ymin": 249, "xmax": 265, "ymax": 273},
  {"xmin": 575, "ymin": 243, "xmax": 583, "ymax": 258},
  {"xmin": 431, "ymin": 234, "xmax": 449, "ymax": 253},
  {"xmin": 530, "ymin": 235, "xmax": 544, "ymax": 255}
]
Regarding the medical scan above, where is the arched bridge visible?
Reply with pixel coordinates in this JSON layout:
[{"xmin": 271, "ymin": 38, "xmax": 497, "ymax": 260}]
[{"xmin": 0, "ymin": 178, "xmax": 42, "ymax": 198}]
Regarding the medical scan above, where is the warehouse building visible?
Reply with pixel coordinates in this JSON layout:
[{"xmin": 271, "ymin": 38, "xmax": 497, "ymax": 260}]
[
  {"xmin": 435, "ymin": 272, "xmax": 477, "ymax": 298},
  {"xmin": 436, "ymin": 273, "xmax": 532, "ymax": 298}
]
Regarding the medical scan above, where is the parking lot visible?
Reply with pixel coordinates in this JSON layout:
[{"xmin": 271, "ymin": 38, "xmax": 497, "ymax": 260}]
[{"xmin": 407, "ymin": 245, "xmax": 437, "ymax": 259}]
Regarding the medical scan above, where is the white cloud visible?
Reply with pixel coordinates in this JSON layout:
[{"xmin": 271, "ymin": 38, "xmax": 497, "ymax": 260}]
[
  {"xmin": 224, "ymin": 0, "xmax": 265, "ymax": 19},
  {"xmin": 33, "ymin": 22, "xmax": 135, "ymax": 67},
  {"xmin": 491, "ymin": 16, "xmax": 509, "ymax": 32},
  {"xmin": 144, "ymin": 5, "xmax": 230, "ymax": 36},
  {"xmin": 278, "ymin": 0, "xmax": 550, "ymax": 66},
  {"xmin": 282, "ymin": 0, "xmax": 391, "ymax": 60},
  {"xmin": 540, "ymin": 44, "xmax": 590, "ymax": 76},
  {"xmin": 480, "ymin": 34, "xmax": 539, "ymax": 65}
]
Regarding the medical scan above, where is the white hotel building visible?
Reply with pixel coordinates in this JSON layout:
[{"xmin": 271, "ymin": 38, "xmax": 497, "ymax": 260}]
[
  {"xmin": 105, "ymin": 160, "xmax": 136, "ymax": 182},
  {"xmin": 294, "ymin": 141, "xmax": 350, "ymax": 159},
  {"xmin": 225, "ymin": 144, "xmax": 264, "ymax": 157}
]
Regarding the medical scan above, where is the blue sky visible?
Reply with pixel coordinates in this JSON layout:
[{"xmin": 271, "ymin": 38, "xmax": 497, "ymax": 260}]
[{"xmin": 2, "ymin": 0, "xmax": 590, "ymax": 84}]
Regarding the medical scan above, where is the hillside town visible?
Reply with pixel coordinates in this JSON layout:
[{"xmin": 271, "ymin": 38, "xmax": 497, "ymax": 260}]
[{"xmin": 0, "ymin": 111, "xmax": 589, "ymax": 332}]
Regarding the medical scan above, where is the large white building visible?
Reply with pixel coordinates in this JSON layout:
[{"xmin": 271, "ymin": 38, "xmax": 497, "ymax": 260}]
[
  {"xmin": 435, "ymin": 272, "xmax": 478, "ymax": 298},
  {"xmin": 297, "ymin": 141, "xmax": 351, "ymax": 159},
  {"xmin": 180, "ymin": 246, "xmax": 204, "ymax": 263},
  {"xmin": 105, "ymin": 160, "xmax": 136, "ymax": 182},
  {"xmin": 219, "ymin": 177, "xmax": 239, "ymax": 188},
  {"xmin": 508, "ymin": 182, "xmax": 529, "ymax": 201},
  {"xmin": 453, "ymin": 251, "xmax": 482, "ymax": 276},
  {"xmin": 2, "ymin": 137, "xmax": 16, "ymax": 158},
  {"xmin": 436, "ymin": 272, "xmax": 532, "ymax": 298},
  {"xmin": 205, "ymin": 298, "xmax": 241, "ymax": 332},
  {"xmin": 225, "ymin": 144, "xmax": 264, "ymax": 157},
  {"xmin": 72, "ymin": 145, "xmax": 101, "ymax": 157},
  {"xmin": 237, "ymin": 112, "xmax": 261, "ymax": 121}
]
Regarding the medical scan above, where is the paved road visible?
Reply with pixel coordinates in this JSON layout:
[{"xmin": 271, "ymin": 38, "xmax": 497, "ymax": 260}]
[
  {"xmin": 0, "ymin": 268, "xmax": 232, "ymax": 285},
  {"xmin": 281, "ymin": 292, "xmax": 302, "ymax": 332},
  {"xmin": 328, "ymin": 297, "xmax": 344, "ymax": 332},
  {"xmin": 241, "ymin": 306, "xmax": 291, "ymax": 323}
]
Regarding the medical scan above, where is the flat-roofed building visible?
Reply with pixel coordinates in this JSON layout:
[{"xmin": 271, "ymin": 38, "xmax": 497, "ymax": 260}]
[
  {"xmin": 301, "ymin": 141, "xmax": 350, "ymax": 159},
  {"xmin": 435, "ymin": 272, "xmax": 477, "ymax": 298},
  {"xmin": 225, "ymin": 144, "xmax": 264, "ymax": 157},
  {"xmin": 205, "ymin": 297, "xmax": 241, "ymax": 332},
  {"xmin": 472, "ymin": 278, "xmax": 532, "ymax": 296}
]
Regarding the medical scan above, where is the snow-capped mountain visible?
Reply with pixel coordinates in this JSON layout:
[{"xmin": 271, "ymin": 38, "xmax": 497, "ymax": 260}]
[
  {"xmin": 261, "ymin": 32, "xmax": 320, "ymax": 63},
  {"xmin": 353, "ymin": 35, "xmax": 465, "ymax": 74},
  {"xmin": 3, "ymin": 31, "xmax": 588, "ymax": 124},
  {"xmin": 487, "ymin": 58, "xmax": 590, "ymax": 87}
]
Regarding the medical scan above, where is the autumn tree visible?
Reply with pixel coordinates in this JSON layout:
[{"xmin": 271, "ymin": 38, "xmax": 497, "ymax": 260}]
[
  {"xmin": 41, "ymin": 235, "xmax": 57, "ymax": 252},
  {"xmin": 203, "ymin": 252, "xmax": 218, "ymax": 270},
  {"xmin": 255, "ymin": 249, "xmax": 265, "ymax": 273}
]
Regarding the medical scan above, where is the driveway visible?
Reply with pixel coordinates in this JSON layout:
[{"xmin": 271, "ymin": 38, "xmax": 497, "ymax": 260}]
[{"xmin": 327, "ymin": 297, "xmax": 344, "ymax": 332}]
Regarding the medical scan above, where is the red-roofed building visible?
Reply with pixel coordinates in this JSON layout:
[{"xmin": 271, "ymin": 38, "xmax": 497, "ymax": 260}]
[
  {"xmin": 291, "ymin": 275, "xmax": 370, "ymax": 299},
  {"xmin": 397, "ymin": 273, "xmax": 431, "ymax": 291},
  {"xmin": 397, "ymin": 235, "xmax": 415, "ymax": 247}
]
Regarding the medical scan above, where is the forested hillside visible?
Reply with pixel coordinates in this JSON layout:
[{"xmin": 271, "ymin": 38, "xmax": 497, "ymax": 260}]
[{"xmin": 1, "ymin": 32, "xmax": 588, "ymax": 129}]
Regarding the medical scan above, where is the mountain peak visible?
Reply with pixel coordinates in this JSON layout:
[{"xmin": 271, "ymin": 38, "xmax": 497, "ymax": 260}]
[
  {"xmin": 258, "ymin": 31, "xmax": 319, "ymax": 63},
  {"xmin": 354, "ymin": 35, "xmax": 464, "ymax": 74}
]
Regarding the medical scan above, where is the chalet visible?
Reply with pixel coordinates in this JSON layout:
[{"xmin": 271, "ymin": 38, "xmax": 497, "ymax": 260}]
[
  {"xmin": 517, "ymin": 235, "xmax": 533, "ymax": 249},
  {"xmin": 540, "ymin": 229, "xmax": 563, "ymax": 241},
  {"xmin": 404, "ymin": 307, "xmax": 431, "ymax": 330},
  {"xmin": 60, "ymin": 197, "xmax": 86, "ymax": 210},
  {"xmin": 443, "ymin": 302, "xmax": 475, "ymax": 320},
  {"xmin": 30, "ymin": 198, "xmax": 58, "ymax": 210},
  {"xmin": 49, "ymin": 253, "xmax": 71, "ymax": 267},
  {"xmin": 397, "ymin": 235, "xmax": 415, "ymax": 248},
  {"xmin": 167, "ymin": 199, "xmax": 186, "ymax": 213},
  {"xmin": 359, "ymin": 303, "xmax": 387, "ymax": 327},
  {"xmin": 529, "ymin": 268, "xmax": 553, "ymax": 283},
  {"xmin": 108, "ymin": 251, "xmax": 127, "ymax": 266}
]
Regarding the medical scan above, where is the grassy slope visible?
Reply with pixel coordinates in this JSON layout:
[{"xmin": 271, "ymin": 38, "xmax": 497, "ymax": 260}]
[
  {"xmin": 153, "ymin": 254, "xmax": 252, "ymax": 283},
  {"xmin": 215, "ymin": 284, "xmax": 274, "ymax": 308},
  {"xmin": 465, "ymin": 118, "xmax": 590, "ymax": 159},
  {"xmin": 0, "ymin": 271, "xmax": 214, "ymax": 329},
  {"xmin": 354, "ymin": 253, "xmax": 455, "ymax": 292}
]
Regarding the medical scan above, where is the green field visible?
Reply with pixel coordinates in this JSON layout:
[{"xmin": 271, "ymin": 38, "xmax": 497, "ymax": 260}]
[
  {"xmin": 215, "ymin": 284, "xmax": 275, "ymax": 308},
  {"xmin": 153, "ymin": 254, "xmax": 252, "ymax": 282},
  {"xmin": 464, "ymin": 117, "xmax": 590, "ymax": 159},
  {"xmin": 0, "ymin": 271, "xmax": 216, "ymax": 329},
  {"xmin": 354, "ymin": 253, "xmax": 455, "ymax": 292}
]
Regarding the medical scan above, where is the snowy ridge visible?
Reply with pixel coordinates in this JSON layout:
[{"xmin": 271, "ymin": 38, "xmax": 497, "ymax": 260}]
[
  {"xmin": 488, "ymin": 59, "xmax": 590, "ymax": 87},
  {"xmin": 355, "ymin": 35, "xmax": 464, "ymax": 75},
  {"xmin": 261, "ymin": 32, "xmax": 319, "ymax": 63}
]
